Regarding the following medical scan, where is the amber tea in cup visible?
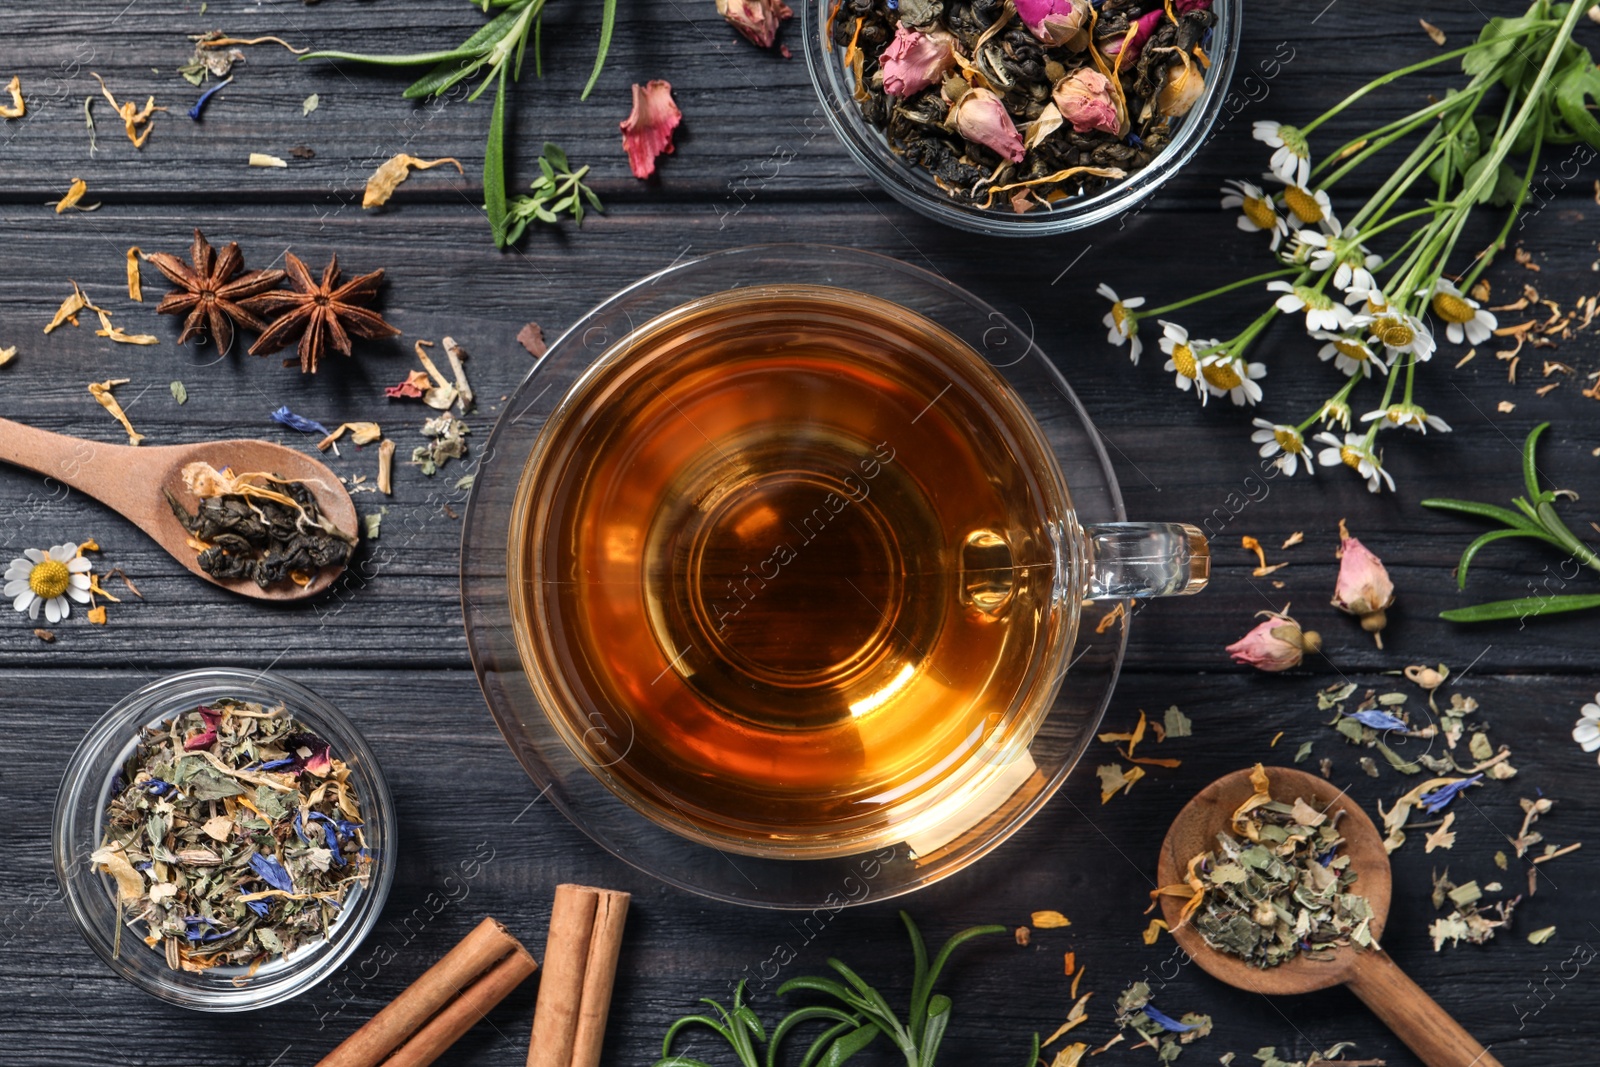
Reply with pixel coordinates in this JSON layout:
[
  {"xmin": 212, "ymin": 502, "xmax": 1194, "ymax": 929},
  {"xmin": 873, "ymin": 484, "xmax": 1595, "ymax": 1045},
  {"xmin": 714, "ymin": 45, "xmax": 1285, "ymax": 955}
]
[{"xmin": 509, "ymin": 286, "xmax": 1204, "ymax": 858}]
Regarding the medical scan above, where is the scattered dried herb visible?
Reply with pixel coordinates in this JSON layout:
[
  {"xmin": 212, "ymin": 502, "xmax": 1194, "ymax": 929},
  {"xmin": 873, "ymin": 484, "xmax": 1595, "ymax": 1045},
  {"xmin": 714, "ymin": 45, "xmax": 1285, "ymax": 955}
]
[
  {"xmin": 1154, "ymin": 765, "xmax": 1378, "ymax": 968},
  {"xmin": 88, "ymin": 378, "xmax": 144, "ymax": 445},
  {"xmin": 302, "ymin": 92, "xmax": 319, "ymax": 116},
  {"xmin": 362, "ymin": 153, "xmax": 463, "ymax": 209},
  {"xmin": 248, "ymin": 252, "xmax": 401, "ymax": 373},
  {"xmin": 377, "ymin": 439, "xmax": 396, "ymax": 495},
  {"xmin": 125, "ymin": 247, "xmax": 143, "ymax": 301},
  {"xmin": 0, "ymin": 346, "xmax": 15, "ymax": 367},
  {"xmin": 832, "ymin": 1, "xmax": 1215, "ymax": 212},
  {"xmin": 44, "ymin": 281, "xmax": 90, "ymax": 334},
  {"xmin": 411, "ymin": 412, "xmax": 470, "ymax": 476},
  {"xmin": 1245, "ymin": 1045, "xmax": 1385, "ymax": 1067},
  {"xmin": 248, "ymin": 152, "xmax": 288, "ymax": 168},
  {"xmin": 516, "ymin": 321, "xmax": 546, "ymax": 357},
  {"xmin": 317, "ymin": 422, "xmax": 382, "ymax": 452},
  {"xmin": 170, "ymin": 380, "xmax": 187, "ymax": 404},
  {"xmin": 363, "ymin": 508, "xmax": 385, "ymax": 541},
  {"xmin": 91, "ymin": 72, "xmax": 164, "ymax": 147},
  {"xmin": 0, "ymin": 74, "xmax": 24, "ymax": 119},
  {"xmin": 1428, "ymin": 869, "xmax": 1518, "ymax": 951},
  {"xmin": 271, "ymin": 405, "xmax": 332, "ymax": 437},
  {"xmin": 1113, "ymin": 981, "xmax": 1212, "ymax": 1062},
  {"xmin": 166, "ymin": 462, "xmax": 356, "ymax": 588},
  {"xmin": 91, "ymin": 697, "xmax": 369, "ymax": 972},
  {"xmin": 146, "ymin": 229, "xmax": 287, "ymax": 354},
  {"xmin": 52, "ymin": 178, "xmax": 99, "ymax": 213},
  {"xmin": 305, "ymin": 0, "xmax": 620, "ymax": 246},
  {"xmin": 441, "ymin": 336, "xmax": 474, "ymax": 412},
  {"xmin": 505, "ymin": 142, "xmax": 604, "ymax": 240}
]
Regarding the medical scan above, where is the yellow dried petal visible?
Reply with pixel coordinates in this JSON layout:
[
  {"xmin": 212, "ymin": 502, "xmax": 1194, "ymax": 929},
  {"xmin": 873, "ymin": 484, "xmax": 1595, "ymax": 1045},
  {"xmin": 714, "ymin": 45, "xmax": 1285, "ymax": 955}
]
[
  {"xmin": 0, "ymin": 75, "xmax": 23, "ymax": 119},
  {"xmin": 363, "ymin": 154, "xmax": 464, "ymax": 208},
  {"xmin": 249, "ymin": 152, "xmax": 288, "ymax": 168},
  {"xmin": 54, "ymin": 178, "xmax": 99, "ymax": 213},
  {"xmin": 1031, "ymin": 910, "xmax": 1070, "ymax": 929},
  {"xmin": 93, "ymin": 306, "xmax": 159, "ymax": 346},
  {"xmin": 88, "ymin": 604, "xmax": 108, "ymax": 625},
  {"xmin": 0, "ymin": 346, "xmax": 15, "ymax": 367},
  {"xmin": 44, "ymin": 282, "xmax": 89, "ymax": 334},
  {"xmin": 127, "ymin": 246, "xmax": 143, "ymax": 301},
  {"xmin": 1142, "ymin": 918, "xmax": 1169, "ymax": 945},
  {"xmin": 90, "ymin": 844, "xmax": 144, "ymax": 901},
  {"xmin": 87, "ymin": 377, "xmax": 145, "ymax": 445}
]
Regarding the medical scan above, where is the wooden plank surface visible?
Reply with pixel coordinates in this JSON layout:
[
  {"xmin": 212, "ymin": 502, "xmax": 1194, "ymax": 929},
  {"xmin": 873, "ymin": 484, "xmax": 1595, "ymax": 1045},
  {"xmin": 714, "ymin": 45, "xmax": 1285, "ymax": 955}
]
[{"xmin": 3, "ymin": 1, "xmax": 1599, "ymax": 1065}]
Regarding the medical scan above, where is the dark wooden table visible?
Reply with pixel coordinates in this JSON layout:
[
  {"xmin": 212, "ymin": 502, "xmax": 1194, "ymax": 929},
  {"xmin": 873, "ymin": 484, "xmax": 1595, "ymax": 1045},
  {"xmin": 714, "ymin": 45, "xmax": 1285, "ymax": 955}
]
[{"xmin": 3, "ymin": 3, "xmax": 1598, "ymax": 1064}]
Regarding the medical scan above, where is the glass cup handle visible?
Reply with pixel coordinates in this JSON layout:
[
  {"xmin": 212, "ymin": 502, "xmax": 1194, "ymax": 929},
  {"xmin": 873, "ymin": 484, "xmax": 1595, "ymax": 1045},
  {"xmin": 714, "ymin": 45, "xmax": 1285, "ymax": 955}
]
[{"xmin": 1082, "ymin": 522, "xmax": 1209, "ymax": 599}]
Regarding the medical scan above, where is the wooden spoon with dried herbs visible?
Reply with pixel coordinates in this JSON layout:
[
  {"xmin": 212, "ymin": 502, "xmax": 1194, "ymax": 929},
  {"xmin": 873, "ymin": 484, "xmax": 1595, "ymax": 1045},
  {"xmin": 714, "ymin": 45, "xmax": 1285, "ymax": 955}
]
[
  {"xmin": 0, "ymin": 417, "xmax": 357, "ymax": 600},
  {"xmin": 1156, "ymin": 766, "xmax": 1501, "ymax": 1067}
]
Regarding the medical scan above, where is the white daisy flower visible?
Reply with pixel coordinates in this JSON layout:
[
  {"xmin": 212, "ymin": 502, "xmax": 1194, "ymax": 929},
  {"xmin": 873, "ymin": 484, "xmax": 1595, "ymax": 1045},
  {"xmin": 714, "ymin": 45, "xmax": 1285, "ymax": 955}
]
[
  {"xmin": 1360, "ymin": 403, "xmax": 1452, "ymax": 434},
  {"xmin": 1314, "ymin": 432, "xmax": 1395, "ymax": 493},
  {"xmin": 1368, "ymin": 311, "xmax": 1436, "ymax": 362},
  {"xmin": 1267, "ymin": 176, "xmax": 1337, "ymax": 232},
  {"xmin": 1344, "ymin": 283, "xmax": 1389, "ymax": 312},
  {"xmin": 5, "ymin": 543, "xmax": 92, "ymax": 623},
  {"xmin": 1098, "ymin": 283, "xmax": 1146, "ymax": 365},
  {"xmin": 1220, "ymin": 179, "xmax": 1288, "ymax": 249},
  {"xmin": 1426, "ymin": 279, "xmax": 1498, "ymax": 345},
  {"xmin": 1158, "ymin": 320, "xmax": 1209, "ymax": 404},
  {"xmin": 1297, "ymin": 229, "xmax": 1383, "ymax": 293},
  {"xmin": 1252, "ymin": 120, "xmax": 1311, "ymax": 186},
  {"xmin": 1251, "ymin": 419, "xmax": 1314, "ymax": 476},
  {"xmin": 1574, "ymin": 694, "xmax": 1600, "ymax": 763},
  {"xmin": 1312, "ymin": 330, "xmax": 1387, "ymax": 378},
  {"xmin": 1200, "ymin": 351, "xmax": 1267, "ymax": 406},
  {"xmin": 1267, "ymin": 281, "xmax": 1354, "ymax": 332},
  {"xmin": 1318, "ymin": 397, "xmax": 1353, "ymax": 430}
]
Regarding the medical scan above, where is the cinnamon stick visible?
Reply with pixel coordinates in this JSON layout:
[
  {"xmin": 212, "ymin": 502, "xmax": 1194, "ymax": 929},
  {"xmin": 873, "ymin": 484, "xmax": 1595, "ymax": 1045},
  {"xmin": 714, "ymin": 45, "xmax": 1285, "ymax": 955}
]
[
  {"xmin": 527, "ymin": 884, "xmax": 631, "ymax": 1067},
  {"xmin": 317, "ymin": 917, "xmax": 537, "ymax": 1067}
]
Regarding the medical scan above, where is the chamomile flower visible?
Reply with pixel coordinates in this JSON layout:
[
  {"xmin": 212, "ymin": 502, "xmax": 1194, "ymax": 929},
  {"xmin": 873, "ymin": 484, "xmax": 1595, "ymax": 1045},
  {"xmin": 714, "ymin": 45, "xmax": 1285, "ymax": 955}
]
[
  {"xmin": 1098, "ymin": 283, "xmax": 1146, "ymax": 364},
  {"xmin": 1426, "ymin": 279, "xmax": 1498, "ymax": 345},
  {"xmin": 1313, "ymin": 330, "xmax": 1387, "ymax": 378},
  {"xmin": 1251, "ymin": 419, "xmax": 1314, "ymax": 476},
  {"xmin": 1361, "ymin": 402, "xmax": 1452, "ymax": 434},
  {"xmin": 1267, "ymin": 281, "xmax": 1353, "ymax": 332},
  {"xmin": 1253, "ymin": 120, "xmax": 1311, "ymax": 186},
  {"xmin": 1367, "ymin": 310, "xmax": 1436, "ymax": 362},
  {"xmin": 1158, "ymin": 320, "xmax": 1209, "ymax": 403},
  {"xmin": 1573, "ymin": 694, "xmax": 1600, "ymax": 764},
  {"xmin": 1315, "ymin": 432, "xmax": 1395, "ymax": 493},
  {"xmin": 1318, "ymin": 396, "xmax": 1353, "ymax": 430},
  {"xmin": 1200, "ymin": 351, "xmax": 1267, "ymax": 406},
  {"xmin": 1297, "ymin": 229, "xmax": 1383, "ymax": 293},
  {"xmin": 5, "ymin": 543, "xmax": 92, "ymax": 623},
  {"xmin": 1270, "ymin": 178, "xmax": 1337, "ymax": 232},
  {"xmin": 1221, "ymin": 179, "xmax": 1288, "ymax": 249}
]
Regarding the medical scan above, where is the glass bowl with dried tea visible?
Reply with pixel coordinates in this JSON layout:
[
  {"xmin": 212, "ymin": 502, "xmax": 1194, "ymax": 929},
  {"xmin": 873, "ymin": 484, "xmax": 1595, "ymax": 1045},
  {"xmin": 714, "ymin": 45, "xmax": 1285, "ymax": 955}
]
[
  {"xmin": 53, "ymin": 668, "xmax": 395, "ymax": 1011},
  {"xmin": 803, "ymin": 0, "xmax": 1240, "ymax": 235}
]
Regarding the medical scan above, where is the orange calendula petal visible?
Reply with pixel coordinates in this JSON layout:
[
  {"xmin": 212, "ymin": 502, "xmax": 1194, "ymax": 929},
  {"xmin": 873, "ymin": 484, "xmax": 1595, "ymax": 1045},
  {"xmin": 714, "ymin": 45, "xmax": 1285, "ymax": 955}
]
[
  {"xmin": 127, "ymin": 247, "xmax": 143, "ymax": 301},
  {"xmin": 0, "ymin": 75, "xmax": 23, "ymax": 119}
]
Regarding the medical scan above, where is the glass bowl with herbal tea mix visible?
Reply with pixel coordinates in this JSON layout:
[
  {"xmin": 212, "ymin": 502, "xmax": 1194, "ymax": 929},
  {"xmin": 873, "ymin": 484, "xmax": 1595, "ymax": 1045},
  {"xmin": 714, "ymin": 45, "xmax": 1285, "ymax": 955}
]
[
  {"xmin": 54, "ymin": 668, "xmax": 395, "ymax": 1011},
  {"xmin": 803, "ymin": 0, "xmax": 1240, "ymax": 234}
]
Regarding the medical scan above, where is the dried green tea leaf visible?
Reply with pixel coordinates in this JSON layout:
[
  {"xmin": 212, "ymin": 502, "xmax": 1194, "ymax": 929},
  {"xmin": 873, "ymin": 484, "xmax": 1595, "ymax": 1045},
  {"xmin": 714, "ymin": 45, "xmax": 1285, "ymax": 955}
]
[
  {"xmin": 302, "ymin": 92, "xmax": 319, "ymax": 116},
  {"xmin": 1469, "ymin": 731, "xmax": 1494, "ymax": 762},
  {"xmin": 1163, "ymin": 705, "xmax": 1192, "ymax": 738},
  {"xmin": 169, "ymin": 380, "xmax": 187, "ymax": 404},
  {"xmin": 363, "ymin": 507, "xmax": 385, "ymax": 541},
  {"xmin": 1293, "ymin": 741, "xmax": 1313, "ymax": 764},
  {"xmin": 1528, "ymin": 925, "xmax": 1556, "ymax": 944}
]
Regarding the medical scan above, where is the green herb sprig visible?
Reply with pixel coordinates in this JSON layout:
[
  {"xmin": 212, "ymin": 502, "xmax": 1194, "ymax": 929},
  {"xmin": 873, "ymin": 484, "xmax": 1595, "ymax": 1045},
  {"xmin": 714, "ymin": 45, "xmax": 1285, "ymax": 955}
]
[
  {"xmin": 653, "ymin": 913, "xmax": 1004, "ymax": 1067},
  {"xmin": 304, "ymin": 0, "xmax": 618, "ymax": 247},
  {"xmin": 503, "ymin": 142, "xmax": 603, "ymax": 243},
  {"xmin": 1423, "ymin": 422, "xmax": 1600, "ymax": 622}
]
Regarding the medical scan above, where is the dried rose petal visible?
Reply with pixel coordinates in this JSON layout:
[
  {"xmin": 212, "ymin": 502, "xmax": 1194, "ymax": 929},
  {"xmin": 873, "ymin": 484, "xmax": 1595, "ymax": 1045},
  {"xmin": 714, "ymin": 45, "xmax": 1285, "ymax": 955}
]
[
  {"xmin": 1014, "ymin": 0, "xmax": 1090, "ymax": 47},
  {"xmin": 620, "ymin": 80, "xmax": 682, "ymax": 180},
  {"xmin": 1332, "ymin": 520, "xmax": 1394, "ymax": 644},
  {"xmin": 880, "ymin": 25, "xmax": 958, "ymax": 98},
  {"xmin": 716, "ymin": 0, "xmax": 793, "ymax": 50},
  {"xmin": 1226, "ymin": 610, "xmax": 1320, "ymax": 672},
  {"xmin": 951, "ymin": 87, "xmax": 1025, "ymax": 164},
  {"xmin": 183, "ymin": 707, "xmax": 220, "ymax": 751},
  {"xmin": 1053, "ymin": 68, "xmax": 1121, "ymax": 135}
]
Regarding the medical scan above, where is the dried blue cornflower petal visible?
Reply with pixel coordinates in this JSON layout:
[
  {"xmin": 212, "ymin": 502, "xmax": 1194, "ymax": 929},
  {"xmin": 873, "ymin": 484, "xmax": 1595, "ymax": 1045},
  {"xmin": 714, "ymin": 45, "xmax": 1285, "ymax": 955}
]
[
  {"xmin": 270, "ymin": 405, "xmax": 332, "ymax": 436},
  {"xmin": 257, "ymin": 756, "xmax": 296, "ymax": 771},
  {"xmin": 187, "ymin": 76, "xmax": 233, "ymax": 120},
  {"xmin": 248, "ymin": 851, "xmax": 295, "ymax": 893},
  {"xmin": 1350, "ymin": 709, "xmax": 1409, "ymax": 732},
  {"xmin": 1420, "ymin": 774, "xmax": 1484, "ymax": 814},
  {"xmin": 245, "ymin": 899, "xmax": 271, "ymax": 917},
  {"xmin": 1142, "ymin": 1004, "xmax": 1197, "ymax": 1032}
]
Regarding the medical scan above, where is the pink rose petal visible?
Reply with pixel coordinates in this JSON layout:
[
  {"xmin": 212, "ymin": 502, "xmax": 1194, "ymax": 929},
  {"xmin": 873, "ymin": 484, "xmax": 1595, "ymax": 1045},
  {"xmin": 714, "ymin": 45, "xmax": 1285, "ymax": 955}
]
[{"xmin": 620, "ymin": 80, "xmax": 682, "ymax": 181}]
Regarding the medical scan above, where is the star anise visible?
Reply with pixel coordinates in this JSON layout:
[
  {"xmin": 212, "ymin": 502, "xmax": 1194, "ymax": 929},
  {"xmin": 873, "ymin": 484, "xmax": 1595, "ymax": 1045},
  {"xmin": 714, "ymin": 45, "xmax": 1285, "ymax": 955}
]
[
  {"xmin": 246, "ymin": 252, "xmax": 401, "ymax": 373},
  {"xmin": 145, "ymin": 229, "xmax": 286, "ymax": 355}
]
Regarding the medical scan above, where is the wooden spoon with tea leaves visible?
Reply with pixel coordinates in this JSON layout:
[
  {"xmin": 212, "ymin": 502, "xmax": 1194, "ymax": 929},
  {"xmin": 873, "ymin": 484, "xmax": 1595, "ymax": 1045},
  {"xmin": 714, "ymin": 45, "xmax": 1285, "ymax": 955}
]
[
  {"xmin": 0, "ymin": 417, "xmax": 356, "ymax": 600},
  {"xmin": 1157, "ymin": 767, "xmax": 1503, "ymax": 1067}
]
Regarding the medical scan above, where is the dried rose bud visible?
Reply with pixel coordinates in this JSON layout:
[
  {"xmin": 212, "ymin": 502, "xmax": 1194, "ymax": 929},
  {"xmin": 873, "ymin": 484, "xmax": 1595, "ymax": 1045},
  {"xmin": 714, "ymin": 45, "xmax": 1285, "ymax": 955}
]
[
  {"xmin": 1332, "ymin": 519, "xmax": 1394, "ymax": 646},
  {"xmin": 951, "ymin": 86, "xmax": 1025, "ymax": 163},
  {"xmin": 1015, "ymin": 0, "xmax": 1091, "ymax": 48},
  {"xmin": 1101, "ymin": 8, "xmax": 1164, "ymax": 60},
  {"xmin": 716, "ymin": 0, "xmax": 793, "ymax": 49},
  {"xmin": 880, "ymin": 24, "xmax": 959, "ymax": 97},
  {"xmin": 1226, "ymin": 610, "xmax": 1321, "ymax": 672},
  {"xmin": 1052, "ymin": 68, "xmax": 1121, "ymax": 135},
  {"xmin": 620, "ymin": 80, "xmax": 682, "ymax": 180}
]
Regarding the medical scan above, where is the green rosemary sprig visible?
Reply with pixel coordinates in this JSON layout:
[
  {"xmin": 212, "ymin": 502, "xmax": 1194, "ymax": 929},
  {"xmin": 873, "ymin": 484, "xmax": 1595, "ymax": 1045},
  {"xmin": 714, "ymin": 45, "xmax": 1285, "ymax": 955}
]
[
  {"xmin": 652, "ymin": 913, "xmax": 1004, "ymax": 1067},
  {"xmin": 303, "ymin": 0, "xmax": 618, "ymax": 247},
  {"xmin": 503, "ymin": 142, "xmax": 603, "ymax": 243},
  {"xmin": 1423, "ymin": 422, "xmax": 1600, "ymax": 622}
]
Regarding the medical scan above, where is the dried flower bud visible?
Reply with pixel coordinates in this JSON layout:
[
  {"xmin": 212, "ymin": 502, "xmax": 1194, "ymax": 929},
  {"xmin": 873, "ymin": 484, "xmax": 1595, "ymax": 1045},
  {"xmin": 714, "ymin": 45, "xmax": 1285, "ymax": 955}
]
[
  {"xmin": 1101, "ymin": 8, "xmax": 1164, "ymax": 60},
  {"xmin": 1052, "ymin": 68, "xmax": 1121, "ymax": 135},
  {"xmin": 951, "ymin": 87, "xmax": 1025, "ymax": 163},
  {"xmin": 1015, "ymin": 0, "xmax": 1091, "ymax": 48},
  {"xmin": 1404, "ymin": 664, "xmax": 1448, "ymax": 690},
  {"xmin": 1226, "ymin": 609, "xmax": 1321, "ymax": 672},
  {"xmin": 1332, "ymin": 519, "xmax": 1394, "ymax": 646},
  {"xmin": 716, "ymin": 0, "xmax": 793, "ymax": 50},
  {"xmin": 879, "ymin": 24, "xmax": 959, "ymax": 98}
]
